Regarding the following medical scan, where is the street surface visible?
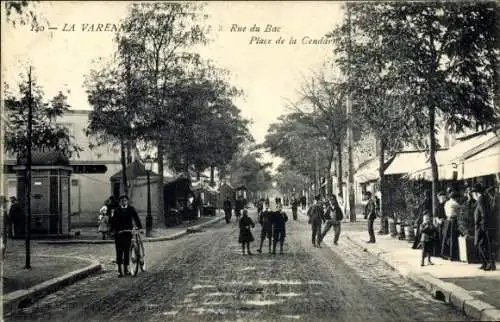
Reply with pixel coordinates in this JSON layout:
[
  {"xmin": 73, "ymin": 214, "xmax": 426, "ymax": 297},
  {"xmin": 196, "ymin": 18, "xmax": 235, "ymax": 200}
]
[{"xmin": 5, "ymin": 209, "xmax": 469, "ymax": 322}]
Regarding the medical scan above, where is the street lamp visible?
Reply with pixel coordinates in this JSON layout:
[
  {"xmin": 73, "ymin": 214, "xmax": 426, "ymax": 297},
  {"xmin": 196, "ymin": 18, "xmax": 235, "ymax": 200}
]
[{"xmin": 145, "ymin": 156, "xmax": 153, "ymax": 237}]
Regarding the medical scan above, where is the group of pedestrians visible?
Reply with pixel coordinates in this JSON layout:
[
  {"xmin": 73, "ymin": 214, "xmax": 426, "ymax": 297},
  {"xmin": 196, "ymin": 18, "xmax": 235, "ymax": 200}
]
[
  {"xmin": 238, "ymin": 201, "xmax": 289, "ymax": 255},
  {"xmin": 307, "ymin": 194, "xmax": 344, "ymax": 247},
  {"xmin": 410, "ymin": 183, "xmax": 497, "ymax": 270}
]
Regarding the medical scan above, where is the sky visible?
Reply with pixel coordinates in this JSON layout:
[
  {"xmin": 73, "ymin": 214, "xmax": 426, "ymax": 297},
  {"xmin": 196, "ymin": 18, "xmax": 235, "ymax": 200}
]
[{"xmin": 1, "ymin": 1, "xmax": 345, "ymax": 169}]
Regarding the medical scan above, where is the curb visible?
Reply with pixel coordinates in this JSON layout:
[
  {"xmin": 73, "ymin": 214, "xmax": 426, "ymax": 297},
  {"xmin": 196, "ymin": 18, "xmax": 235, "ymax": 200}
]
[
  {"xmin": 3, "ymin": 255, "xmax": 102, "ymax": 316},
  {"xmin": 37, "ymin": 216, "xmax": 225, "ymax": 245},
  {"xmin": 345, "ymin": 234, "xmax": 500, "ymax": 321}
]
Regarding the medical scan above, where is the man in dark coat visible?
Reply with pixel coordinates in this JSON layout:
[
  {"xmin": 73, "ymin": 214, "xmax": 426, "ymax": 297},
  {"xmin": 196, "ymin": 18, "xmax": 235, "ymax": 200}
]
[
  {"xmin": 433, "ymin": 191, "xmax": 448, "ymax": 257},
  {"xmin": 257, "ymin": 204, "xmax": 273, "ymax": 253},
  {"xmin": 223, "ymin": 197, "xmax": 232, "ymax": 223},
  {"xmin": 472, "ymin": 184, "xmax": 495, "ymax": 271},
  {"xmin": 308, "ymin": 195, "xmax": 325, "ymax": 247},
  {"xmin": 8, "ymin": 197, "xmax": 24, "ymax": 236},
  {"xmin": 291, "ymin": 196, "xmax": 299, "ymax": 220},
  {"xmin": 271, "ymin": 207, "xmax": 288, "ymax": 254},
  {"xmin": 235, "ymin": 196, "xmax": 244, "ymax": 218},
  {"xmin": 364, "ymin": 192, "xmax": 377, "ymax": 243},
  {"xmin": 109, "ymin": 194, "xmax": 143, "ymax": 277}
]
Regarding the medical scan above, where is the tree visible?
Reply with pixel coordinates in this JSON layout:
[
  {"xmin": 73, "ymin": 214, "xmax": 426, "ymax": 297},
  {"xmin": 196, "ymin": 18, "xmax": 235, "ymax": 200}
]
[
  {"xmin": 263, "ymin": 112, "xmax": 332, "ymax": 194},
  {"xmin": 227, "ymin": 151, "xmax": 272, "ymax": 194},
  {"xmin": 3, "ymin": 1, "xmax": 41, "ymax": 28},
  {"xmin": 157, "ymin": 63, "xmax": 250, "ymax": 180},
  {"xmin": 332, "ymin": 2, "xmax": 499, "ymax": 217},
  {"xmin": 274, "ymin": 162, "xmax": 310, "ymax": 197},
  {"xmin": 293, "ymin": 73, "xmax": 349, "ymax": 197},
  {"xmin": 117, "ymin": 2, "xmax": 209, "ymax": 219},
  {"xmin": 84, "ymin": 37, "xmax": 147, "ymax": 195},
  {"xmin": 4, "ymin": 72, "xmax": 81, "ymax": 160}
]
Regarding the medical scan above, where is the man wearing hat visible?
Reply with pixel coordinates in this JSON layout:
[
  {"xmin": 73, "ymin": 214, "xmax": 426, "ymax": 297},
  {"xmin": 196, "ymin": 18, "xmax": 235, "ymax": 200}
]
[
  {"xmin": 433, "ymin": 191, "xmax": 448, "ymax": 257},
  {"xmin": 110, "ymin": 194, "xmax": 143, "ymax": 277},
  {"xmin": 363, "ymin": 191, "xmax": 377, "ymax": 243},
  {"xmin": 307, "ymin": 195, "xmax": 325, "ymax": 247},
  {"xmin": 472, "ymin": 184, "xmax": 496, "ymax": 271}
]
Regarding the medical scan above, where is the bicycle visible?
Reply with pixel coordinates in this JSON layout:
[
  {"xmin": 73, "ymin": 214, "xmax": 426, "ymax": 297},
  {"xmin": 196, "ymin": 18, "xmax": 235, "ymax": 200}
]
[{"xmin": 120, "ymin": 229, "xmax": 146, "ymax": 276}]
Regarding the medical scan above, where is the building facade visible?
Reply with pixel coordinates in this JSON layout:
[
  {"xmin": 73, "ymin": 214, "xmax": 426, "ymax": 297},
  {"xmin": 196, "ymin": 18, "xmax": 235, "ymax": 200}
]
[{"xmin": 4, "ymin": 109, "xmax": 123, "ymax": 226}]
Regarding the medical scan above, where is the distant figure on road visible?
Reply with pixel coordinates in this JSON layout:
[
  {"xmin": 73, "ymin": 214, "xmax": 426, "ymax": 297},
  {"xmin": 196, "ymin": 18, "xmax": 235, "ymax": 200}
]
[
  {"xmin": 363, "ymin": 191, "xmax": 377, "ymax": 243},
  {"xmin": 291, "ymin": 196, "xmax": 299, "ymax": 221},
  {"xmin": 308, "ymin": 195, "xmax": 325, "ymax": 247},
  {"xmin": 223, "ymin": 197, "xmax": 232, "ymax": 224},
  {"xmin": 271, "ymin": 206, "xmax": 288, "ymax": 254},
  {"xmin": 238, "ymin": 209, "xmax": 255, "ymax": 255},
  {"xmin": 301, "ymin": 196, "xmax": 307, "ymax": 210},
  {"xmin": 109, "ymin": 194, "xmax": 143, "ymax": 277},
  {"xmin": 257, "ymin": 203, "xmax": 272, "ymax": 254},
  {"xmin": 235, "ymin": 196, "xmax": 244, "ymax": 219},
  {"xmin": 257, "ymin": 198, "xmax": 264, "ymax": 215}
]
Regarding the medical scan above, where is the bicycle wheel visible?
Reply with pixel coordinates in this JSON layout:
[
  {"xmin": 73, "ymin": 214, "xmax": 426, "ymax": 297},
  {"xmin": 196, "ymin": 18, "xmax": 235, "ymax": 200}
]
[{"xmin": 130, "ymin": 242, "xmax": 140, "ymax": 277}]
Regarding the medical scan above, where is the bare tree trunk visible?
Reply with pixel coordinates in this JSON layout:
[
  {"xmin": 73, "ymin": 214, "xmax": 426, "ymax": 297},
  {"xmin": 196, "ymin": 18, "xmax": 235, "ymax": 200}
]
[
  {"xmin": 210, "ymin": 165, "xmax": 215, "ymax": 186},
  {"xmin": 378, "ymin": 137, "xmax": 388, "ymax": 234},
  {"xmin": 157, "ymin": 145, "xmax": 165, "ymax": 226},
  {"xmin": 336, "ymin": 142, "xmax": 343, "ymax": 198},
  {"xmin": 126, "ymin": 141, "xmax": 132, "ymax": 164},
  {"xmin": 429, "ymin": 106, "xmax": 439, "ymax": 218},
  {"xmin": 120, "ymin": 139, "xmax": 128, "ymax": 195}
]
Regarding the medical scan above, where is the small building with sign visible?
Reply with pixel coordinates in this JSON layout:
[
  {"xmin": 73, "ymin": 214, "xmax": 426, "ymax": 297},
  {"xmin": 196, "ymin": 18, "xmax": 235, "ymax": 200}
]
[{"xmin": 12, "ymin": 150, "xmax": 72, "ymax": 237}]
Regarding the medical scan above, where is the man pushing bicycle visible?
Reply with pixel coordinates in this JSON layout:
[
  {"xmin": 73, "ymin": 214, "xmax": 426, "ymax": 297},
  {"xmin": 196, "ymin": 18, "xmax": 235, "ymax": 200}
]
[{"xmin": 110, "ymin": 194, "xmax": 143, "ymax": 277}]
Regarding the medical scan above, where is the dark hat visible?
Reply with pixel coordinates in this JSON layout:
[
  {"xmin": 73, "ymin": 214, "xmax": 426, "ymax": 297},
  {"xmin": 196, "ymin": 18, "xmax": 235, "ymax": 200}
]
[
  {"xmin": 471, "ymin": 183, "xmax": 484, "ymax": 193},
  {"xmin": 119, "ymin": 194, "xmax": 129, "ymax": 200},
  {"xmin": 450, "ymin": 190, "xmax": 461, "ymax": 200},
  {"xmin": 365, "ymin": 191, "xmax": 372, "ymax": 197},
  {"xmin": 315, "ymin": 195, "xmax": 321, "ymax": 201}
]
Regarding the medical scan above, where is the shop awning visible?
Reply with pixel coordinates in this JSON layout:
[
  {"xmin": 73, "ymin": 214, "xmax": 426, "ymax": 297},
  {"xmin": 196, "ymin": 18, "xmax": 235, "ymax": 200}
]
[
  {"xmin": 462, "ymin": 141, "xmax": 500, "ymax": 179},
  {"xmin": 354, "ymin": 158, "xmax": 379, "ymax": 183},
  {"xmin": 384, "ymin": 151, "xmax": 429, "ymax": 175},
  {"xmin": 409, "ymin": 131, "xmax": 499, "ymax": 180}
]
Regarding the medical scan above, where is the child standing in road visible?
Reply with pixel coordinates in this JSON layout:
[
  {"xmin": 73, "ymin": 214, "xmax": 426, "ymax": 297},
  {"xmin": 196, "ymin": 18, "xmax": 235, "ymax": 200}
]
[
  {"xmin": 98, "ymin": 205, "xmax": 110, "ymax": 240},
  {"xmin": 420, "ymin": 215, "xmax": 436, "ymax": 266},
  {"xmin": 239, "ymin": 209, "xmax": 255, "ymax": 255}
]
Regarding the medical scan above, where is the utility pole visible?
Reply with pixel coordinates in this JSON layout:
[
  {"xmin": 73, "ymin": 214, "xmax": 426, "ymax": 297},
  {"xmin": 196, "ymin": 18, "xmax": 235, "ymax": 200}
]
[
  {"xmin": 312, "ymin": 79, "xmax": 320, "ymax": 197},
  {"xmin": 25, "ymin": 66, "xmax": 33, "ymax": 269},
  {"xmin": 346, "ymin": 5, "xmax": 356, "ymax": 222}
]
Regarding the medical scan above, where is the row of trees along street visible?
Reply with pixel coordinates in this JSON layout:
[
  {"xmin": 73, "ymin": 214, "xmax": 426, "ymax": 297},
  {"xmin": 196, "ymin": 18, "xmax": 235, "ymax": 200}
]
[
  {"xmin": 3, "ymin": 1, "xmax": 272, "ymax": 247},
  {"xmin": 264, "ymin": 2, "xmax": 498, "ymax": 222}
]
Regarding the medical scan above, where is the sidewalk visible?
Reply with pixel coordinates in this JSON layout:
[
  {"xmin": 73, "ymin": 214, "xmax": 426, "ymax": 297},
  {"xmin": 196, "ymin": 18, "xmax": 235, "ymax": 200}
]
[
  {"xmin": 2, "ymin": 254, "xmax": 101, "ymax": 316},
  {"xmin": 345, "ymin": 228, "xmax": 500, "ymax": 321},
  {"xmin": 40, "ymin": 214, "xmax": 224, "ymax": 244}
]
